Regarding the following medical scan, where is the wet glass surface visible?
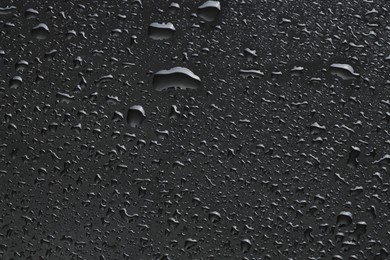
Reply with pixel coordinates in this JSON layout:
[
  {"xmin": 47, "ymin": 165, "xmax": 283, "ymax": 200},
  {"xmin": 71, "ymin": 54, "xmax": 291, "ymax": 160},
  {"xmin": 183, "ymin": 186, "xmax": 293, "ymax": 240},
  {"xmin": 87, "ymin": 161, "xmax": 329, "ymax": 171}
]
[{"xmin": 1, "ymin": 0, "xmax": 390, "ymax": 259}]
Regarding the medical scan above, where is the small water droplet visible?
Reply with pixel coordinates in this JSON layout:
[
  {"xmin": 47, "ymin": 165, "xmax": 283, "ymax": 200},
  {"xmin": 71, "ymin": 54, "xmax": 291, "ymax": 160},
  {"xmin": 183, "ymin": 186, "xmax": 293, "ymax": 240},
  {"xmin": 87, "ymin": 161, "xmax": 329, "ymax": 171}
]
[{"xmin": 0, "ymin": 6, "xmax": 17, "ymax": 15}]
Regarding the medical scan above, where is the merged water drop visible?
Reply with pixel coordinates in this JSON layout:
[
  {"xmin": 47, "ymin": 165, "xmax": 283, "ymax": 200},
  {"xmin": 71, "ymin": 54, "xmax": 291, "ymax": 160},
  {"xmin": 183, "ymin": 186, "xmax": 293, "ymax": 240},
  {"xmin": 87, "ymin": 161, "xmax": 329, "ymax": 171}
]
[
  {"xmin": 0, "ymin": 6, "xmax": 17, "ymax": 15},
  {"xmin": 239, "ymin": 69, "xmax": 264, "ymax": 79}
]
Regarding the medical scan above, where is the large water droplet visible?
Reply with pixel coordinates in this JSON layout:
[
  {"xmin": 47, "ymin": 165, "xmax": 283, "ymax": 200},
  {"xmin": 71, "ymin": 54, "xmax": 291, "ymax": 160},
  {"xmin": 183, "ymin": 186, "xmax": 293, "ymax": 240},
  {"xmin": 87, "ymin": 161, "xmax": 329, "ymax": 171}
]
[
  {"xmin": 208, "ymin": 211, "xmax": 221, "ymax": 223},
  {"xmin": 169, "ymin": 2, "xmax": 180, "ymax": 13},
  {"xmin": 240, "ymin": 239, "xmax": 252, "ymax": 253},
  {"xmin": 169, "ymin": 105, "xmax": 180, "ymax": 119},
  {"xmin": 0, "ymin": 6, "xmax": 17, "ymax": 15},
  {"xmin": 336, "ymin": 211, "xmax": 353, "ymax": 227},
  {"xmin": 239, "ymin": 69, "xmax": 264, "ymax": 79},
  {"xmin": 330, "ymin": 63, "xmax": 359, "ymax": 80},
  {"xmin": 347, "ymin": 146, "xmax": 360, "ymax": 169},
  {"xmin": 15, "ymin": 60, "xmax": 29, "ymax": 71},
  {"xmin": 153, "ymin": 67, "xmax": 201, "ymax": 91},
  {"xmin": 197, "ymin": 1, "xmax": 221, "ymax": 22},
  {"xmin": 148, "ymin": 22, "xmax": 175, "ymax": 40},
  {"xmin": 184, "ymin": 238, "xmax": 198, "ymax": 249},
  {"xmin": 31, "ymin": 23, "xmax": 50, "ymax": 40},
  {"xmin": 9, "ymin": 76, "xmax": 23, "ymax": 89},
  {"xmin": 127, "ymin": 105, "xmax": 146, "ymax": 128},
  {"xmin": 24, "ymin": 8, "xmax": 39, "ymax": 19},
  {"xmin": 56, "ymin": 92, "xmax": 74, "ymax": 103}
]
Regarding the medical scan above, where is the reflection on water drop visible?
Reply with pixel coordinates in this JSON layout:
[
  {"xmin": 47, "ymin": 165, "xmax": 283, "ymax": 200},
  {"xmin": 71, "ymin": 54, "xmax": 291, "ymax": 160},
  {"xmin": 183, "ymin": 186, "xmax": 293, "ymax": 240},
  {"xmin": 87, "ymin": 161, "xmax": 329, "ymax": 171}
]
[{"xmin": 153, "ymin": 67, "xmax": 201, "ymax": 91}]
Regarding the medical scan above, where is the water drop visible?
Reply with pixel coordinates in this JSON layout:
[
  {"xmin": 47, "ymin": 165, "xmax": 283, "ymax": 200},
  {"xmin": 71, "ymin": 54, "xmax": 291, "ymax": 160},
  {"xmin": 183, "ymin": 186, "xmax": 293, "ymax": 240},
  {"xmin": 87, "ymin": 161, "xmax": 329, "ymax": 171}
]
[
  {"xmin": 184, "ymin": 238, "xmax": 198, "ymax": 249},
  {"xmin": 0, "ymin": 6, "xmax": 17, "ymax": 15},
  {"xmin": 240, "ymin": 239, "xmax": 252, "ymax": 253},
  {"xmin": 15, "ymin": 60, "xmax": 29, "ymax": 71},
  {"xmin": 197, "ymin": 1, "xmax": 221, "ymax": 22},
  {"xmin": 244, "ymin": 48, "xmax": 257, "ymax": 61},
  {"xmin": 169, "ymin": 2, "xmax": 180, "ymax": 13},
  {"xmin": 346, "ymin": 146, "xmax": 360, "ymax": 169},
  {"xmin": 9, "ymin": 76, "xmax": 22, "ymax": 89},
  {"xmin": 31, "ymin": 23, "xmax": 50, "ymax": 40},
  {"xmin": 56, "ymin": 92, "xmax": 74, "ymax": 103},
  {"xmin": 24, "ymin": 8, "xmax": 39, "ymax": 19},
  {"xmin": 169, "ymin": 105, "xmax": 180, "ymax": 119},
  {"xmin": 127, "ymin": 105, "xmax": 146, "ymax": 128},
  {"xmin": 148, "ymin": 22, "xmax": 175, "ymax": 40},
  {"xmin": 208, "ymin": 211, "xmax": 221, "ymax": 223},
  {"xmin": 337, "ymin": 211, "xmax": 353, "ymax": 227},
  {"xmin": 239, "ymin": 69, "xmax": 264, "ymax": 79},
  {"xmin": 330, "ymin": 63, "xmax": 359, "ymax": 80}
]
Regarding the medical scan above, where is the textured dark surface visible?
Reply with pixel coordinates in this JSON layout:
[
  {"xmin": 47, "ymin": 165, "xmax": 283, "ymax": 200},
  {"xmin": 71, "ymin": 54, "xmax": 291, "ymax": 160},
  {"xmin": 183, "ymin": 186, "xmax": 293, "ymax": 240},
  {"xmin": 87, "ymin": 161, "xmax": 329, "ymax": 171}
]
[{"xmin": 1, "ymin": 0, "xmax": 390, "ymax": 259}]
